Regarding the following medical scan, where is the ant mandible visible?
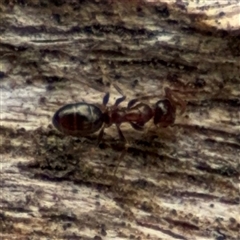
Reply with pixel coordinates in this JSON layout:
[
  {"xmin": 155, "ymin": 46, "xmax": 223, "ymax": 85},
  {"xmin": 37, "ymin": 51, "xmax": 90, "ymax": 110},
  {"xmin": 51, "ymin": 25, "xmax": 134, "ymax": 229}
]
[{"xmin": 52, "ymin": 85, "xmax": 185, "ymax": 143}]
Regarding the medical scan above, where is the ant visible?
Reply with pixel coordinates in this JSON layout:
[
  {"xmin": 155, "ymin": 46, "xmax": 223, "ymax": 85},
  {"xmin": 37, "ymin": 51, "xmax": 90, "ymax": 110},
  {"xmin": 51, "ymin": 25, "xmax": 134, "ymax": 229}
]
[
  {"xmin": 52, "ymin": 85, "xmax": 185, "ymax": 142},
  {"xmin": 52, "ymin": 85, "xmax": 185, "ymax": 172}
]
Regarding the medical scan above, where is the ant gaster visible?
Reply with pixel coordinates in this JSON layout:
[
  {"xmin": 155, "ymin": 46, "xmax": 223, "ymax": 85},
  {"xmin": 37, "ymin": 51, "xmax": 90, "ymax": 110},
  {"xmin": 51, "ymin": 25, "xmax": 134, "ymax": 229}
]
[{"xmin": 52, "ymin": 85, "xmax": 185, "ymax": 143}]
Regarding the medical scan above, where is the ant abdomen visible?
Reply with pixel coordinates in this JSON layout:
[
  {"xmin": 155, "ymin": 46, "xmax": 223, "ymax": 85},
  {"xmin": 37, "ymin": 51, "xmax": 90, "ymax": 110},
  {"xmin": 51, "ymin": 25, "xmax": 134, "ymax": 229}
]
[{"xmin": 52, "ymin": 102, "xmax": 104, "ymax": 137}]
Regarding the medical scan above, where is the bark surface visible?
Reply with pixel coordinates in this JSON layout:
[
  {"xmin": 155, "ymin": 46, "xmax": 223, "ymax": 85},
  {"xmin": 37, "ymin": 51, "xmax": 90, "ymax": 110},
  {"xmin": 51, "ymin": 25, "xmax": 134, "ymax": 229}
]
[{"xmin": 1, "ymin": 1, "xmax": 239, "ymax": 240}]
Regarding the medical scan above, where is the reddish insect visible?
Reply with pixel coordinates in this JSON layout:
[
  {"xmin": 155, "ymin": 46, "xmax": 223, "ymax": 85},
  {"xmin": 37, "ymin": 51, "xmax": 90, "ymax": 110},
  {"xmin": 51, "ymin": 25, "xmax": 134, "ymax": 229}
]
[{"xmin": 52, "ymin": 86, "xmax": 185, "ymax": 143}]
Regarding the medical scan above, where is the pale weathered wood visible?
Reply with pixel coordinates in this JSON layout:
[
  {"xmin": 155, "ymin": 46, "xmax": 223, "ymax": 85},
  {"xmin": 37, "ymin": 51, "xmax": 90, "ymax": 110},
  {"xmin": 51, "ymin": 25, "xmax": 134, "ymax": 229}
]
[{"xmin": 1, "ymin": 1, "xmax": 239, "ymax": 240}]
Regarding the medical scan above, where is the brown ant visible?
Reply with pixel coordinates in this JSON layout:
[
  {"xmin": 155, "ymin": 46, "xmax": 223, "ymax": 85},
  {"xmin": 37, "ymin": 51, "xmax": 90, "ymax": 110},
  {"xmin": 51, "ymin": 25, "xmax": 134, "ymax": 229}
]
[{"xmin": 52, "ymin": 85, "xmax": 185, "ymax": 171}]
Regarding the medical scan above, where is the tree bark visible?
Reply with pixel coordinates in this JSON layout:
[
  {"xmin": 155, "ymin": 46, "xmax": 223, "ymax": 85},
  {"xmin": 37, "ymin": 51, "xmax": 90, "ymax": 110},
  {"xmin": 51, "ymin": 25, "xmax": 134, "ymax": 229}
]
[{"xmin": 1, "ymin": 0, "xmax": 239, "ymax": 239}]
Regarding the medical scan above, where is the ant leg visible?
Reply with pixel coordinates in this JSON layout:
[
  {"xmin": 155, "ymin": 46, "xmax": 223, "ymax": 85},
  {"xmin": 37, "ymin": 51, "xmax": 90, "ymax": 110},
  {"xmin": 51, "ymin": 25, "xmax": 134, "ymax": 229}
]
[
  {"xmin": 127, "ymin": 95, "xmax": 155, "ymax": 109},
  {"xmin": 97, "ymin": 125, "xmax": 105, "ymax": 145},
  {"xmin": 128, "ymin": 102, "xmax": 149, "ymax": 111},
  {"xmin": 165, "ymin": 87, "xmax": 186, "ymax": 114},
  {"xmin": 116, "ymin": 124, "xmax": 126, "ymax": 142},
  {"xmin": 112, "ymin": 83, "xmax": 126, "ymax": 108},
  {"xmin": 127, "ymin": 98, "xmax": 139, "ymax": 109},
  {"xmin": 113, "ymin": 146, "xmax": 128, "ymax": 176},
  {"xmin": 102, "ymin": 92, "xmax": 110, "ymax": 106},
  {"xmin": 114, "ymin": 95, "xmax": 126, "ymax": 108},
  {"xmin": 112, "ymin": 124, "xmax": 129, "ymax": 176},
  {"xmin": 130, "ymin": 122, "xmax": 144, "ymax": 131}
]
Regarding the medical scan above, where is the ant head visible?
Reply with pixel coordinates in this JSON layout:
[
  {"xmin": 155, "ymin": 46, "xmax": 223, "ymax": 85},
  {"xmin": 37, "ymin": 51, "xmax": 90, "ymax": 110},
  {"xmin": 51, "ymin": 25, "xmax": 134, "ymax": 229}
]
[{"xmin": 154, "ymin": 99, "xmax": 176, "ymax": 127}]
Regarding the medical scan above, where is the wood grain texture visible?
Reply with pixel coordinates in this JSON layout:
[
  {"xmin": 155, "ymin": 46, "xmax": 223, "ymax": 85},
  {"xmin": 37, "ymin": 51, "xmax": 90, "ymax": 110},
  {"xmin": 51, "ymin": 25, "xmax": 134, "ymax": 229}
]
[{"xmin": 1, "ymin": 0, "xmax": 239, "ymax": 240}]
